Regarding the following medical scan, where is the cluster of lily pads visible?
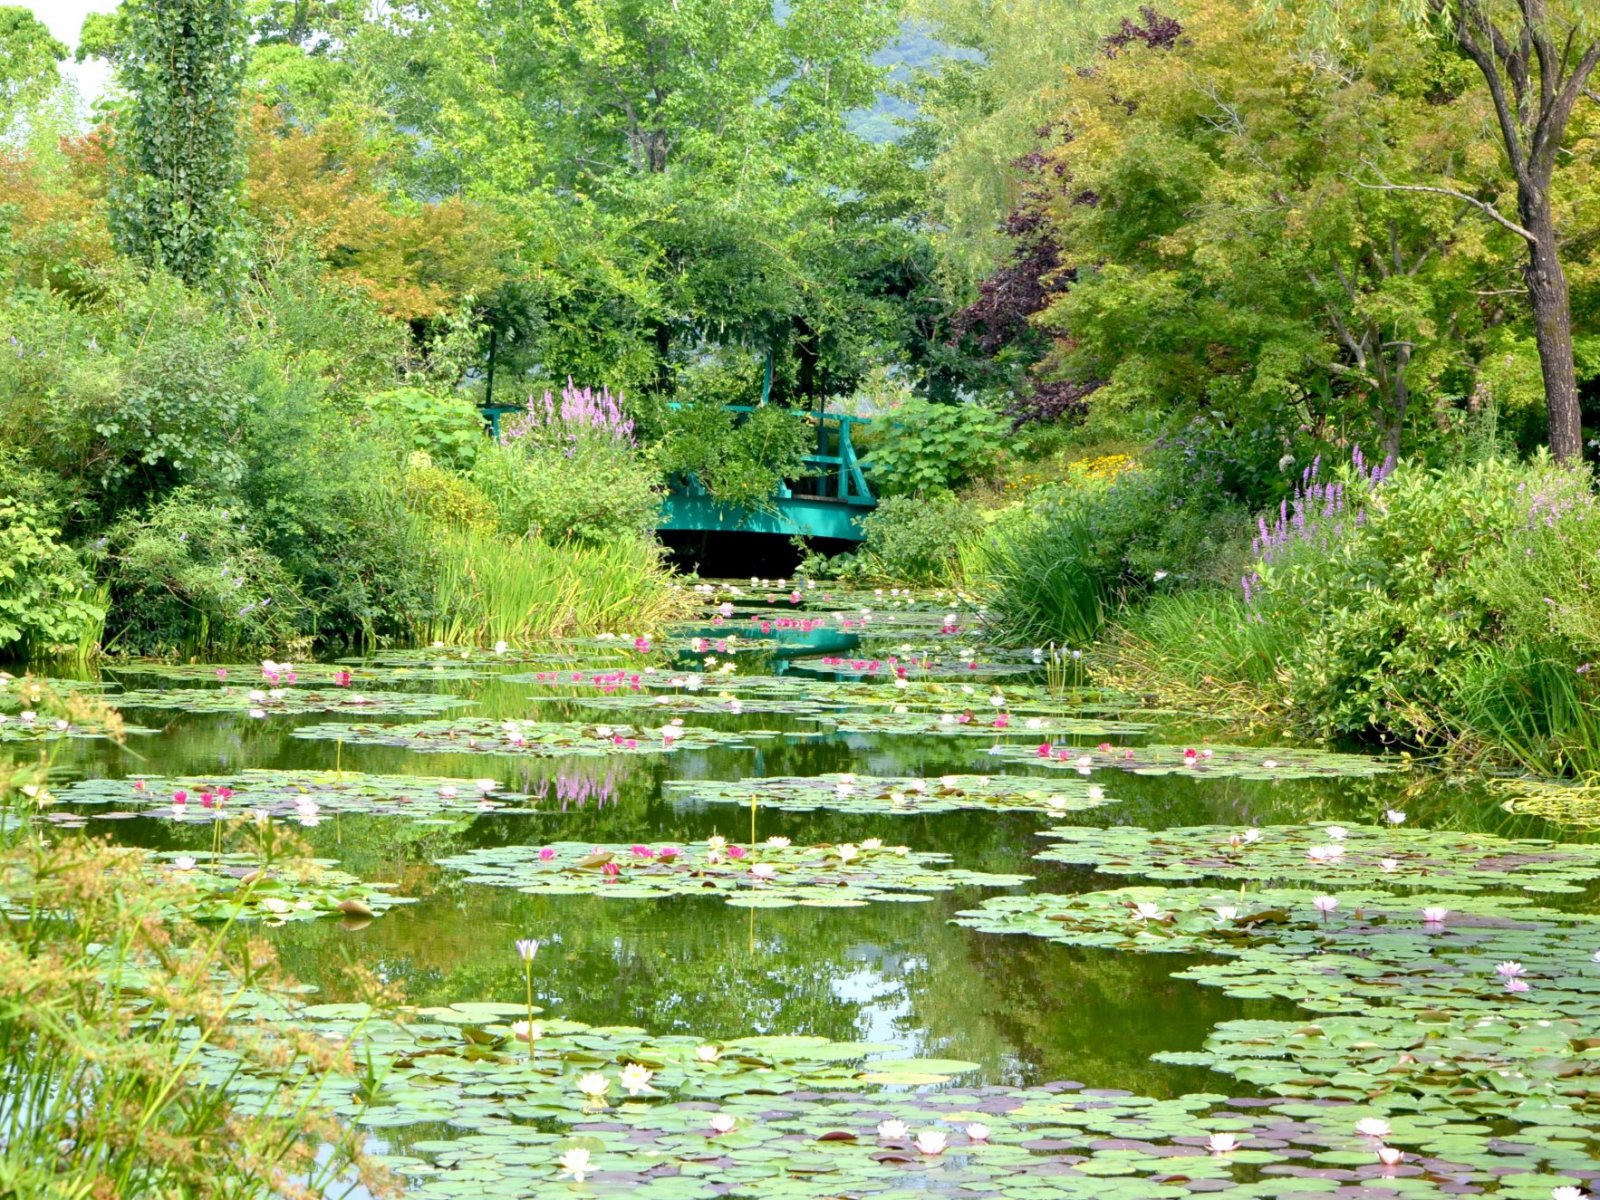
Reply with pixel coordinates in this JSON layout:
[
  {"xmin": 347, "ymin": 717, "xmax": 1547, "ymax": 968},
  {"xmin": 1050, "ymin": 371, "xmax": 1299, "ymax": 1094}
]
[
  {"xmin": 108, "ymin": 685, "xmax": 473, "ymax": 719},
  {"xmin": 667, "ymin": 773, "xmax": 1114, "ymax": 817},
  {"xmin": 48, "ymin": 769, "xmax": 535, "ymax": 825},
  {"xmin": 994, "ymin": 742, "xmax": 1393, "ymax": 780},
  {"xmin": 434, "ymin": 837, "xmax": 1031, "ymax": 908},
  {"xmin": 291, "ymin": 717, "xmax": 787, "ymax": 757}
]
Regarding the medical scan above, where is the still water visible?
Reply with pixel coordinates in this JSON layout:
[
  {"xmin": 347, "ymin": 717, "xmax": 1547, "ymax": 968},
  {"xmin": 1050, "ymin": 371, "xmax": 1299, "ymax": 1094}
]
[{"xmin": 30, "ymin": 592, "xmax": 1535, "ymax": 1104}]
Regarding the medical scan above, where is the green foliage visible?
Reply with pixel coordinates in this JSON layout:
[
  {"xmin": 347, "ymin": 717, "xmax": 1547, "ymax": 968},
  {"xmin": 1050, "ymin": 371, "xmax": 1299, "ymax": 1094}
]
[
  {"xmin": 0, "ymin": 5, "xmax": 66, "ymax": 127},
  {"xmin": 831, "ymin": 494, "xmax": 988, "ymax": 584},
  {"xmin": 100, "ymin": 489, "xmax": 309, "ymax": 657},
  {"xmin": 363, "ymin": 387, "xmax": 484, "ymax": 472},
  {"xmin": 111, "ymin": 0, "xmax": 250, "ymax": 285},
  {"xmin": 410, "ymin": 521, "xmax": 689, "ymax": 643},
  {"xmin": 652, "ymin": 403, "xmax": 812, "ymax": 510},
  {"xmin": 0, "ymin": 495, "xmax": 102, "ymax": 656},
  {"xmin": 473, "ymin": 438, "xmax": 661, "ymax": 548},
  {"xmin": 864, "ymin": 398, "xmax": 1008, "ymax": 495}
]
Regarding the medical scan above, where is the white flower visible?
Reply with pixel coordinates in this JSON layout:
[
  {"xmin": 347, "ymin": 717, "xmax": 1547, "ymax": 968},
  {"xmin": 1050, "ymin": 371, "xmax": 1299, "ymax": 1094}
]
[
  {"xmin": 836, "ymin": 844, "xmax": 859, "ymax": 863},
  {"xmin": 877, "ymin": 1119, "xmax": 909, "ymax": 1140},
  {"xmin": 1496, "ymin": 961, "xmax": 1525, "ymax": 978},
  {"xmin": 751, "ymin": 863, "xmax": 777, "ymax": 882},
  {"xmin": 260, "ymin": 897, "xmax": 292, "ymax": 914},
  {"xmin": 476, "ymin": 778, "xmax": 497, "ymax": 794},
  {"xmin": 709, "ymin": 1113, "xmax": 737, "ymax": 1135},
  {"xmin": 173, "ymin": 855, "xmax": 197, "ymax": 871},
  {"xmin": 1214, "ymin": 906, "xmax": 1239, "ymax": 921},
  {"xmin": 765, "ymin": 836, "xmax": 791, "ymax": 848},
  {"xmin": 1206, "ymin": 1132, "xmax": 1243, "ymax": 1154},
  {"xmin": 695, "ymin": 1044, "xmax": 722, "ymax": 1062},
  {"xmin": 557, "ymin": 1147, "xmax": 592, "ymax": 1182},
  {"xmin": 707, "ymin": 835, "xmax": 727, "ymax": 852},
  {"xmin": 1241, "ymin": 829, "xmax": 1262, "ymax": 844},
  {"xmin": 861, "ymin": 838, "xmax": 883, "ymax": 851},
  {"xmin": 1551, "ymin": 1189, "xmax": 1587, "ymax": 1200},
  {"xmin": 914, "ymin": 1130, "xmax": 948, "ymax": 1155},
  {"xmin": 1088, "ymin": 785, "xmax": 1105, "ymax": 802},
  {"xmin": 248, "ymin": 708, "xmax": 266, "ymax": 719},
  {"xmin": 577, "ymin": 1072, "xmax": 610, "ymax": 1101},
  {"xmin": 1381, "ymin": 858, "xmax": 1400, "ymax": 872},
  {"xmin": 1326, "ymin": 826, "xmax": 1348, "ymax": 840},
  {"xmin": 1313, "ymin": 895, "xmax": 1339, "ymax": 914},
  {"xmin": 1422, "ymin": 907, "xmax": 1450, "ymax": 924},
  {"xmin": 1377, "ymin": 1146, "xmax": 1403, "ymax": 1167},
  {"xmin": 965, "ymin": 1122, "xmax": 990, "ymax": 1141},
  {"xmin": 1355, "ymin": 1118, "xmax": 1391, "ymax": 1139},
  {"xmin": 511, "ymin": 1020, "xmax": 541, "ymax": 1043},
  {"xmin": 1385, "ymin": 809, "xmax": 1406, "ymax": 825},
  {"xmin": 1133, "ymin": 902, "xmax": 1167, "ymax": 922},
  {"xmin": 619, "ymin": 1063, "xmax": 655, "ymax": 1095},
  {"xmin": 1261, "ymin": 759, "xmax": 1278, "ymax": 769}
]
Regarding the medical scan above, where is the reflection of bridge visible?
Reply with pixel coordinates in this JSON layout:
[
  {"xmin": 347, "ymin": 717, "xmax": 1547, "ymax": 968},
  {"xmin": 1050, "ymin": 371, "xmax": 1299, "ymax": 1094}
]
[{"xmin": 659, "ymin": 408, "xmax": 876, "ymax": 543}]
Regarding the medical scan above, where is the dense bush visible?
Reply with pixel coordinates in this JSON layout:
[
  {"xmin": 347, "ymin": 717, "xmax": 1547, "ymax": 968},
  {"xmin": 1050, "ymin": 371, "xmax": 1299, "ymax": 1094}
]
[
  {"xmin": 0, "ymin": 495, "xmax": 102, "ymax": 656},
  {"xmin": 1102, "ymin": 453, "xmax": 1600, "ymax": 772},
  {"xmin": 814, "ymin": 495, "xmax": 989, "ymax": 585},
  {"xmin": 651, "ymin": 402, "xmax": 812, "ymax": 510},
  {"xmin": 100, "ymin": 489, "xmax": 309, "ymax": 656},
  {"xmin": 477, "ymin": 385, "xmax": 662, "ymax": 546},
  {"xmin": 864, "ymin": 398, "xmax": 1008, "ymax": 496},
  {"xmin": 363, "ymin": 386, "xmax": 485, "ymax": 472}
]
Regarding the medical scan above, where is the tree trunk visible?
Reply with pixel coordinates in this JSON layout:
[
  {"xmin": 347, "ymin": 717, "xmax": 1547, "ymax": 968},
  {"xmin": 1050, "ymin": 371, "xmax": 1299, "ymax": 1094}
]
[{"xmin": 1521, "ymin": 204, "xmax": 1584, "ymax": 463}]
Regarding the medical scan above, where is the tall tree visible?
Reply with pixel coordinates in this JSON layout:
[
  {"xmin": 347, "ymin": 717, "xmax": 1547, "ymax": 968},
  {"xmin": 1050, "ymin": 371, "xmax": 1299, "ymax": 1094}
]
[
  {"xmin": 1268, "ymin": 0, "xmax": 1600, "ymax": 462},
  {"xmin": 0, "ymin": 5, "xmax": 65, "ymax": 128},
  {"xmin": 110, "ymin": 0, "xmax": 250, "ymax": 285}
]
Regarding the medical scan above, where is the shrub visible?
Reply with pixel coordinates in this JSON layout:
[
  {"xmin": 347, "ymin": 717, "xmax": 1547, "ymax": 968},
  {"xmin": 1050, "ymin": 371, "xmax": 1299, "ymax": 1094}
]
[
  {"xmin": 651, "ymin": 401, "xmax": 812, "ymax": 510},
  {"xmin": 0, "ymin": 494, "xmax": 103, "ymax": 657},
  {"xmin": 837, "ymin": 495, "xmax": 989, "ymax": 585},
  {"xmin": 476, "ymin": 384, "xmax": 662, "ymax": 546},
  {"xmin": 362, "ymin": 386, "xmax": 485, "ymax": 472},
  {"xmin": 864, "ymin": 398, "xmax": 1008, "ymax": 496},
  {"xmin": 100, "ymin": 489, "xmax": 309, "ymax": 656}
]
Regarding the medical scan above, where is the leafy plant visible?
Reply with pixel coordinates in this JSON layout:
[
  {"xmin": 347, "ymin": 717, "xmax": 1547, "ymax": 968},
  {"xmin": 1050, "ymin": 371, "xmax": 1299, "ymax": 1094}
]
[
  {"xmin": 864, "ymin": 398, "xmax": 1008, "ymax": 495},
  {"xmin": 362, "ymin": 387, "xmax": 485, "ymax": 472},
  {"xmin": 652, "ymin": 402, "xmax": 812, "ymax": 510},
  {"xmin": 100, "ymin": 489, "xmax": 309, "ymax": 656},
  {"xmin": 829, "ymin": 495, "xmax": 989, "ymax": 584},
  {"xmin": 0, "ymin": 496, "xmax": 103, "ymax": 657}
]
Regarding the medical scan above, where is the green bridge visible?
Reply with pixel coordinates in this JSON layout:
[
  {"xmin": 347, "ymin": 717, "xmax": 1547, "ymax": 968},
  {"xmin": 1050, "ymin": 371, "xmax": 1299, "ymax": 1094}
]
[
  {"xmin": 659, "ymin": 408, "xmax": 876, "ymax": 543},
  {"xmin": 478, "ymin": 402, "xmax": 876, "ymax": 543}
]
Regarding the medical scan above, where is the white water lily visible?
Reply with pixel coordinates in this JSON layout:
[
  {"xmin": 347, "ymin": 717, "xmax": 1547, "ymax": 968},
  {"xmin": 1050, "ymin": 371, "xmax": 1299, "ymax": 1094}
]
[
  {"xmin": 1213, "ymin": 906, "xmax": 1239, "ymax": 921},
  {"xmin": 1133, "ymin": 902, "xmax": 1167, "ymax": 922},
  {"xmin": 877, "ymin": 1119, "xmax": 909, "ymax": 1140},
  {"xmin": 695, "ymin": 1044, "xmax": 722, "ymax": 1062},
  {"xmin": 577, "ymin": 1072, "xmax": 610, "ymax": 1101},
  {"xmin": 709, "ymin": 1113, "xmax": 737, "ymax": 1135},
  {"xmin": 707, "ymin": 836, "xmax": 727, "ymax": 852},
  {"xmin": 1261, "ymin": 759, "xmax": 1279, "ymax": 769},
  {"xmin": 861, "ymin": 838, "xmax": 882, "ymax": 851},
  {"xmin": 1381, "ymin": 858, "xmax": 1400, "ymax": 872},
  {"xmin": 1088, "ymin": 785, "xmax": 1105, "ymax": 802},
  {"xmin": 1551, "ymin": 1189, "xmax": 1586, "ymax": 1200},
  {"xmin": 260, "ymin": 897, "xmax": 292, "ymax": 915},
  {"xmin": 836, "ymin": 844, "xmax": 859, "ymax": 863},
  {"xmin": 1241, "ymin": 829, "xmax": 1262, "ymax": 844},
  {"xmin": 1355, "ymin": 1118, "xmax": 1391, "ymax": 1139},
  {"xmin": 1377, "ymin": 1146, "xmax": 1403, "ymax": 1167},
  {"xmin": 965, "ymin": 1122, "xmax": 990, "ymax": 1142},
  {"xmin": 1326, "ymin": 826, "xmax": 1349, "ymax": 840},
  {"xmin": 1385, "ymin": 809, "xmax": 1406, "ymax": 825},
  {"xmin": 511, "ymin": 1020, "xmax": 541, "ymax": 1044},
  {"xmin": 750, "ymin": 862, "xmax": 777, "ymax": 882},
  {"xmin": 764, "ymin": 836, "xmax": 791, "ymax": 848},
  {"xmin": 173, "ymin": 855, "xmax": 197, "ymax": 871},
  {"xmin": 619, "ymin": 1063, "xmax": 655, "ymax": 1095},
  {"xmin": 1206, "ymin": 1132, "xmax": 1243, "ymax": 1154},
  {"xmin": 914, "ymin": 1130, "xmax": 948, "ymax": 1155},
  {"xmin": 1422, "ymin": 907, "xmax": 1450, "ymax": 924},
  {"xmin": 557, "ymin": 1147, "xmax": 592, "ymax": 1182}
]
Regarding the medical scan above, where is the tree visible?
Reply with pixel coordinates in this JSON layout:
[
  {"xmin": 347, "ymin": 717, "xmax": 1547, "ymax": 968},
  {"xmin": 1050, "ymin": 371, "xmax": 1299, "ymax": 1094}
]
[
  {"xmin": 0, "ymin": 5, "xmax": 66, "ymax": 127},
  {"xmin": 1268, "ymin": 0, "xmax": 1600, "ymax": 463},
  {"xmin": 110, "ymin": 0, "xmax": 250, "ymax": 286}
]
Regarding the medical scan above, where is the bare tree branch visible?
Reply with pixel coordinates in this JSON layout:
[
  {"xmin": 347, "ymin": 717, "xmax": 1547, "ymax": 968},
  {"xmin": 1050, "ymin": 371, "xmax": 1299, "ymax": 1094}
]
[{"xmin": 1351, "ymin": 170, "xmax": 1536, "ymax": 242}]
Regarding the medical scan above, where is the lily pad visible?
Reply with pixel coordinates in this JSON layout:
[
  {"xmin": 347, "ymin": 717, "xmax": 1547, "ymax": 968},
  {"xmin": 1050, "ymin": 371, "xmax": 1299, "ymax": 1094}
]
[
  {"xmin": 991, "ymin": 742, "xmax": 1394, "ymax": 779},
  {"xmin": 1031, "ymin": 822, "xmax": 1600, "ymax": 893},
  {"xmin": 291, "ymin": 718, "xmax": 792, "ymax": 757},
  {"xmin": 667, "ymin": 773, "xmax": 1114, "ymax": 817},
  {"xmin": 108, "ymin": 685, "xmax": 474, "ymax": 718},
  {"xmin": 434, "ymin": 839, "xmax": 1031, "ymax": 908}
]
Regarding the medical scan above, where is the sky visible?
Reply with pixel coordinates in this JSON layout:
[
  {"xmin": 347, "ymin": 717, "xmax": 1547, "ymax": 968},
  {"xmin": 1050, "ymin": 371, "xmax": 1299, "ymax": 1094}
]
[{"xmin": 25, "ymin": 0, "xmax": 119, "ymax": 108}]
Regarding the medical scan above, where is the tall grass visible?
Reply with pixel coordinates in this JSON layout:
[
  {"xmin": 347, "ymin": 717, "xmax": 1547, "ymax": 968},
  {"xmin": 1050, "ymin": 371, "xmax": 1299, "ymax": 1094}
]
[
  {"xmin": 984, "ymin": 504, "xmax": 1110, "ymax": 647},
  {"xmin": 1450, "ymin": 642, "xmax": 1600, "ymax": 776},
  {"xmin": 412, "ymin": 522, "xmax": 691, "ymax": 645},
  {"xmin": 1097, "ymin": 589, "xmax": 1292, "ymax": 717}
]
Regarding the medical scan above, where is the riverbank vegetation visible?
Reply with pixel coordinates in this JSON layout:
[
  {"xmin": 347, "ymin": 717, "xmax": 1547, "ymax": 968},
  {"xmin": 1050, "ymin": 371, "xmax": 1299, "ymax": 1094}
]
[{"xmin": 3, "ymin": 0, "xmax": 1600, "ymax": 770}]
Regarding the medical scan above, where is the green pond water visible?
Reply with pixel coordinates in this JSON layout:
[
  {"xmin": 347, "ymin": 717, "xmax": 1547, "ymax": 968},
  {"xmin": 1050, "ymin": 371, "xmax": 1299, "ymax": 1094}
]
[{"xmin": 18, "ymin": 587, "xmax": 1600, "ymax": 1198}]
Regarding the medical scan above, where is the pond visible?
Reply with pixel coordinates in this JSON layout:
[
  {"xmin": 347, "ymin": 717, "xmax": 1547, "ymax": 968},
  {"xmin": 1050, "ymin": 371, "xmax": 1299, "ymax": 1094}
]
[{"xmin": 19, "ymin": 584, "xmax": 1600, "ymax": 1199}]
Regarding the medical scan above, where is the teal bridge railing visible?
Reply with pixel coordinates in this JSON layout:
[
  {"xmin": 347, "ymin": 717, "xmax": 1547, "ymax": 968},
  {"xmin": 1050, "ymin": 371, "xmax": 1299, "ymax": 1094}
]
[
  {"xmin": 478, "ymin": 401, "xmax": 876, "ymax": 543},
  {"xmin": 660, "ymin": 406, "xmax": 876, "ymax": 543}
]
